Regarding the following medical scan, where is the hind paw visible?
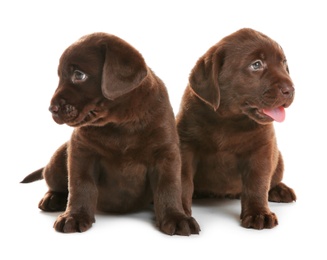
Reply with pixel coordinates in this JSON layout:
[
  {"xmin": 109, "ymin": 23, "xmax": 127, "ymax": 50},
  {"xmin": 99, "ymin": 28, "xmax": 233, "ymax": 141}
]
[
  {"xmin": 269, "ymin": 182, "xmax": 296, "ymax": 202},
  {"xmin": 38, "ymin": 191, "xmax": 68, "ymax": 212}
]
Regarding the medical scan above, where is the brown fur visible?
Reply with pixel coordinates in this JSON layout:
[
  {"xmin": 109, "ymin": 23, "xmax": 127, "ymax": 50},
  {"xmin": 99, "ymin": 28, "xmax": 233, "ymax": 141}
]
[
  {"xmin": 176, "ymin": 28, "xmax": 296, "ymax": 229},
  {"xmin": 21, "ymin": 32, "xmax": 200, "ymax": 235}
]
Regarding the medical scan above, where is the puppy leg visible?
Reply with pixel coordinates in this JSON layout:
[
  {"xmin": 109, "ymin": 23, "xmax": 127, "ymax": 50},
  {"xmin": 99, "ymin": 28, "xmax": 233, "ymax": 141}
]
[
  {"xmin": 240, "ymin": 153, "xmax": 278, "ymax": 229},
  {"xmin": 241, "ymin": 179, "xmax": 278, "ymax": 229},
  {"xmin": 180, "ymin": 149, "xmax": 196, "ymax": 217},
  {"xmin": 53, "ymin": 142, "xmax": 97, "ymax": 233},
  {"xmin": 151, "ymin": 145, "xmax": 200, "ymax": 236},
  {"xmin": 39, "ymin": 143, "xmax": 69, "ymax": 212},
  {"xmin": 268, "ymin": 153, "xmax": 297, "ymax": 202}
]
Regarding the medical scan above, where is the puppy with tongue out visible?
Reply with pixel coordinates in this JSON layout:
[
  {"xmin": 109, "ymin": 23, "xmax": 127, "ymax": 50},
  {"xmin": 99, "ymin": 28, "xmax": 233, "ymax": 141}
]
[{"xmin": 177, "ymin": 28, "xmax": 296, "ymax": 230}]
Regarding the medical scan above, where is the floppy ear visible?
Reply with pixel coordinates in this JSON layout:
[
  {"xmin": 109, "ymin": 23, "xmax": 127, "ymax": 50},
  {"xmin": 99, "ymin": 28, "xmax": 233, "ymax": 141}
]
[
  {"xmin": 101, "ymin": 37, "xmax": 148, "ymax": 100},
  {"xmin": 189, "ymin": 45, "xmax": 224, "ymax": 111}
]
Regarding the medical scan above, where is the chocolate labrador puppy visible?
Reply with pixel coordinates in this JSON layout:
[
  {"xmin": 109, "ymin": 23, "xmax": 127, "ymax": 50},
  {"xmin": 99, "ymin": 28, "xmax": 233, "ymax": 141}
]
[
  {"xmin": 21, "ymin": 32, "xmax": 200, "ymax": 235},
  {"xmin": 176, "ymin": 28, "xmax": 296, "ymax": 229}
]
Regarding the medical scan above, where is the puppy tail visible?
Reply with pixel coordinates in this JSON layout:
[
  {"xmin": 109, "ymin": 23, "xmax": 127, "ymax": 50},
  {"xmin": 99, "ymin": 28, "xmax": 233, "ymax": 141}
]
[{"xmin": 20, "ymin": 167, "xmax": 44, "ymax": 183}]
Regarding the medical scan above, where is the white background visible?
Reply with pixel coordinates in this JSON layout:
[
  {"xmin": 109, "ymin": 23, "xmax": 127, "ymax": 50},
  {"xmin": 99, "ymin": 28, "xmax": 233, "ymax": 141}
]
[{"xmin": 1, "ymin": 0, "xmax": 326, "ymax": 259}]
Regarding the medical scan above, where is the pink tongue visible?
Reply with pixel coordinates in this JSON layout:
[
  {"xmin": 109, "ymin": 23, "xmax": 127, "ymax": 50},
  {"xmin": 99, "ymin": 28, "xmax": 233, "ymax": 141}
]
[{"xmin": 263, "ymin": 107, "xmax": 285, "ymax": 122}]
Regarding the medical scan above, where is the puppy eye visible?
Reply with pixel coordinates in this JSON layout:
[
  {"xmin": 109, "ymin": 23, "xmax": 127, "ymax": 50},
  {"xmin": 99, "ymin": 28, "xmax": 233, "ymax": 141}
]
[
  {"xmin": 72, "ymin": 70, "xmax": 88, "ymax": 83},
  {"xmin": 250, "ymin": 60, "xmax": 263, "ymax": 71}
]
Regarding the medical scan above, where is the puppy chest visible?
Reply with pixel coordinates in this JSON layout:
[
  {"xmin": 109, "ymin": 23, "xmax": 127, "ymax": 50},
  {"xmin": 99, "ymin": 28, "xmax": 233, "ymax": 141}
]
[
  {"xmin": 200, "ymin": 125, "xmax": 271, "ymax": 154},
  {"xmin": 96, "ymin": 162, "xmax": 152, "ymax": 212},
  {"xmin": 97, "ymin": 159, "xmax": 148, "ymax": 186},
  {"xmin": 194, "ymin": 152, "xmax": 243, "ymax": 195}
]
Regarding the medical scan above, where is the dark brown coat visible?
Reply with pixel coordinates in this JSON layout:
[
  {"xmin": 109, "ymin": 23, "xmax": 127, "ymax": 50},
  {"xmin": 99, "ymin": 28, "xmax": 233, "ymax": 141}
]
[
  {"xmin": 22, "ymin": 33, "xmax": 200, "ymax": 235},
  {"xmin": 176, "ymin": 28, "xmax": 296, "ymax": 229}
]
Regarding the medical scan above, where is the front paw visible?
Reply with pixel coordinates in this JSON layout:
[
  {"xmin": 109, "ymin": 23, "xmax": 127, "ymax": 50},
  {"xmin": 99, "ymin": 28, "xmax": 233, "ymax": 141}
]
[
  {"xmin": 269, "ymin": 182, "xmax": 296, "ymax": 202},
  {"xmin": 54, "ymin": 211, "xmax": 95, "ymax": 233},
  {"xmin": 241, "ymin": 212, "xmax": 278, "ymax": 229},
  {"xmin": 159, "ymin": 213, "xmax": 201, "ymax": 236}
]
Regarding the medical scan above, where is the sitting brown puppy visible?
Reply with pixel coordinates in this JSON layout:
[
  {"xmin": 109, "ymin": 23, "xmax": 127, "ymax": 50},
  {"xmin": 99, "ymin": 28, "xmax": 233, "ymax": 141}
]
[
  {"xmin": 21, "ymin": 32, "xmax": 200, "ymax": 235},
  {"xmin": 176, "ymin": 28, "xmax": 296, "ymax": 229}
]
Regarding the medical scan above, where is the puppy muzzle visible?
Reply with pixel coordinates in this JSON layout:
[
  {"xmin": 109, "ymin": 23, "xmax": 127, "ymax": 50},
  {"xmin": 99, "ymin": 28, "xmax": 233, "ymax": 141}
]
[{"xmin": 49, "ymin": 99, "xmax": 78, "ymax": 124}]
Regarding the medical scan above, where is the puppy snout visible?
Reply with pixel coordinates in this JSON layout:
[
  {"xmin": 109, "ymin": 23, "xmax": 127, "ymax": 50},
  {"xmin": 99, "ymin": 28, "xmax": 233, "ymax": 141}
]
[
  {"xmin": 279, "ymin": 82, "xmax": 294, "ymax": 98},
  {"xmin": 49, "ymin": 99, "xmax": 66, "ymax": 115},
  {"xmin": 49, "ymin": 104, "xmax": 60, "ymax": 114}
]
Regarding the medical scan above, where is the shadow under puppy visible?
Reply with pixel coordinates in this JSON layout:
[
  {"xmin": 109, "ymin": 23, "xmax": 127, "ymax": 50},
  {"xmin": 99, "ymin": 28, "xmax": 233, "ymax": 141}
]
[
  {"xmin": 21, "ymin": 32, "xmax": 200, "ymax": 235},
  {"xmin": 176, "ymin": 28, "xmax": 296, "ymax": 229}
]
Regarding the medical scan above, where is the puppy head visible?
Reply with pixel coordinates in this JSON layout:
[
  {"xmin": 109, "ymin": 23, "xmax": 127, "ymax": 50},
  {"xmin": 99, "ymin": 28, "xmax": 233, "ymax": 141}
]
[
  {"xmin": 49, "ymin": 32, "xmax": 148, "ymax": 127},
  {"xmin": 189, "ymin": 28, "xmax": 295, "ymax": 124}
]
